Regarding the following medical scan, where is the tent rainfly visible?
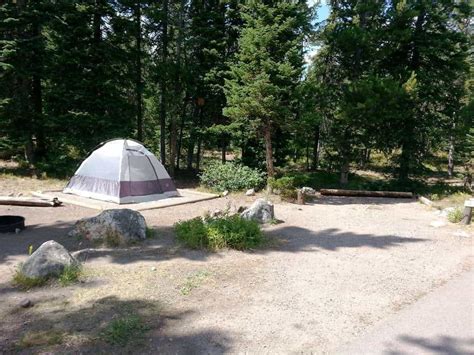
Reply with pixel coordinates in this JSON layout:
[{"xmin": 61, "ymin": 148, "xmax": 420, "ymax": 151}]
[{"xmin": 63, "ymin": 139, "xmax": 179, "ymax": 204}]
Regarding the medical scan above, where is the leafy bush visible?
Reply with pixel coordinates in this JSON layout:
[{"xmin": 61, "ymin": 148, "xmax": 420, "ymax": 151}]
[
  {"xmin": 199, "ymin": 161, "xmax": 265, "ymax": 192},
  {"xmin": 447, "ymin": 207, "xmax": 463, "ymax": 223},
  {"xmin": 175, "ymin": 215, "xmax": 263, "ymax": 251},
  {"xmin": 268, "ymin": 176, "xmax": 297, "ymax": 200}
]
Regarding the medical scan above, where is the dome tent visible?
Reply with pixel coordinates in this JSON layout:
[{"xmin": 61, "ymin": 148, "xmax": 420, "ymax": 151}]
[{"xmin": 64, "ymin": 139, "xmax": 178, "ymax": 204}]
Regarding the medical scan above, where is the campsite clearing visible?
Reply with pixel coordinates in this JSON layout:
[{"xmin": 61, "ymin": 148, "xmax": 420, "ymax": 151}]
[{"xmin": 0, "ymin": 184, "xmax": 472, "ymax": 353}]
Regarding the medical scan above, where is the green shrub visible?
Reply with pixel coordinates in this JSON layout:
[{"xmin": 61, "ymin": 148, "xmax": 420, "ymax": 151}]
[
  {"xmin": 447, "ymin": 207, "xmax": 463, "ymax": 223},
  {"xmin": 268, "ymin": 176, "xmax": 298, "ymax": 200},
  {"xmin": 58, "ymin": 264, "xmax": 82, "ymax": 286},
  {"xmin": 101, "ymin": 315, "xmax": 148, "ymax": 346},
  {"xmin": 175, "ymin": 217, "xmax": 209, "ymax": 249},
  {"xmin": 199, "ymin": 162, "xmax": 265, "ymax": 192},
  {"xmin": 175, "ymin": 215, "xmax": 263, "ymax": 251}
]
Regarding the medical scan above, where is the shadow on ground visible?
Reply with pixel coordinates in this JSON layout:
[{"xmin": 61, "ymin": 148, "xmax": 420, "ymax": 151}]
[
  {"xmin": 0, "ymin": 295, "xmax": 233, "ymax": 354},
  {"xmin": 385, "ymin": 335, "xmax": 474, "ymax": 354},
  {"xmin": 0, "ymin": 215, "xmax": 428, "ymax": 267},
  {"xmin": 264, "ymin": 226, "xmax": 427, "ymax": 252}
]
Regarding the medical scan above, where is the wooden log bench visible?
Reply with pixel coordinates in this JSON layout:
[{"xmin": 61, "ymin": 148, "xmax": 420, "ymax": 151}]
[{"xmin": 462, "ymin": 199, "xmax": 474, "ymax": 225}]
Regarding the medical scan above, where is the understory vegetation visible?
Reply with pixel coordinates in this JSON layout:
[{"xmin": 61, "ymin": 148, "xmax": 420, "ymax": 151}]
[
  {"xmin": 199, "ymin": 161, "xmax": 265, "ymax": 192},
  {"xmin": 175, "ymin": 215, "xmax": 263, "ymax": 251}
]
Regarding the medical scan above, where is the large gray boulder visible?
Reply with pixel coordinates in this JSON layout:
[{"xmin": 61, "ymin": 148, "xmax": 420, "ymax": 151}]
[
  {"xmin": 21, "ymin": 240, "xmax": 77, "ymax": 279},
  {"xmin": 240, "ymin": 198, "xmax": 275, "ymax": 224},
  {"xmin": 70, "ymin": 209, "xmax": 147, "ymax": 246}
]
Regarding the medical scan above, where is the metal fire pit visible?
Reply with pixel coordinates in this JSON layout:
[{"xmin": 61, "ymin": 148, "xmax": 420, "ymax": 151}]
[{"xmin": 0, "ymin": 215, "xmax": 25, "ymax": 233}]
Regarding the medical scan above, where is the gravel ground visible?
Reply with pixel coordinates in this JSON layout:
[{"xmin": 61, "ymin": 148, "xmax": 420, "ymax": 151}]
[{"xmin": 0, "ymin": 183, "xmax": 472, "ymax": 353}]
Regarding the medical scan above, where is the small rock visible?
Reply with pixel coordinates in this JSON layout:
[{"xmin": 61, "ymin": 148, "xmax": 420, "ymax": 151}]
[
  {"xmin": 210, "ymin": 209, "xmax": 223, "ymax": 218},
  {"xmin": 222, "ymin": 190, "xmax": 229, "ymax": 197},
  {"xmin": 21, "ymin": 240, "xmax": 78, "ymax": 279},
  {"xmin": 15, "ymin": 228, "xmax": 21, "ymax": 234},
  {"xmin": 300, "ymin": 187, "xmax": 316, "ymax": 195},
  {"xmin": 430, "ymin": 220, "xmax": 447, "ymax": 228},
  {"xmin": 20, "ymin": 299, "xmax": 32, "ymax": 308},
  {"xmin": 245, "ymin": 188, "xmax": 255, "ymax": 196},
  {"xmin": 241, "ymin": 198, "xmax": 274, "ymax": 224},
  {"xmin": 151, "ymin": 267, "xmax": 157, "ymax": 271}
]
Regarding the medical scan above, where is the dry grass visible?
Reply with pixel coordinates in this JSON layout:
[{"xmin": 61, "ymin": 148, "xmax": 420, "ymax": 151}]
[{"xmin": 18, "ymin": 330, "xmax": 64, "ymax": 348}]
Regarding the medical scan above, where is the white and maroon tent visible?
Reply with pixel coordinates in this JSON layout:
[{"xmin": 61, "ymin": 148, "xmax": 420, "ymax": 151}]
[{"xmin": 63, "ymin": 139, "xmax": 178, "ymax": 204}]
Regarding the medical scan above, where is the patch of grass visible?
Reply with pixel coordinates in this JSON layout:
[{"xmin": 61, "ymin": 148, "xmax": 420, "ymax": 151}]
[
  {"xmin": 18, "ymin": 330, "xmax": 64, "ymax": 348},
  {"xmin": 180, "ymin": 270, "xmax": 211, "ymax": 295},
  {"xmin": 58, "ymin": 264, "xmax": 82, "ymax": 286},
  {"xmin": 146, "ymin": 227, "xmax": 155, "ymax": 239},
  {"xmin": 13, "ymin": 263, "xmax": 82, "ymax": 289},
  {"xmin": 12, "ymin": 268, "xmax": 48, "ymax": 290},
  {"xmin": 175, "ymin": 215, "xmax": 263, "ymax": 251},
  {"xmin": 101, "ymin": 314, "xmax": 148, "ymax": 346},
  {"xmin": 447, "ymin": 207, "xmax": 464, "ymax": 224}
]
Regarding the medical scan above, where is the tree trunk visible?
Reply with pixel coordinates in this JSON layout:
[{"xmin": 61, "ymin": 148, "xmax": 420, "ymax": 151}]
[
  {"xmin": 176, "ymin": 101, "xmax": 187, "ymax": 170},
  {"xmin": 195, "ymin": 106, "xmax": 204, "ymax": 171},
  {"xmin": 399, "ymin": 140, "xmax": 411, "ymax": 182},
  {"xmin": 448, "ymin": 136, "xmax": 454, "ymax": 178},
  {"xmin": 31, "ymin": 18, "xmax": 44, "ymax": 162},
  {"xmin": 264, "ymin": 119, "xmax": 275, "ymax": 177},
  {"xmin": 168, "ymin": 0, "xmax": 184, "ymax": 177},
  {"xmin": 340, "ymin": 160, "xmax": 349, "ymax": 185},
  {"xmin": 135, "ymin": 1, "xmax": 143, "ymax": 141},
  {"xmin": 186, "ymin": 135, "xmax": 195, "ymax": 170},
  {"xmin": 311, "ymin": 126, "xmax": 320, "ymax": 170},
  {"xmin": 159, "ymin": 0, "xmax": 169, "ymax": 164},
  {"xmin": 187, "ymin": 105, "xmax": 198, "ymax": 170},
  {"xmin": 221, "ymin": 136, "xmax": 227, "ymax": 163}
]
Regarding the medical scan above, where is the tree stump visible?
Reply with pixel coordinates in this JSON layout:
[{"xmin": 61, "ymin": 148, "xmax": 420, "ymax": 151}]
[
  {"xmin": 461, "ymin": 205, "xmax": 473, "ymax": 225},
  {"xmin": 297, "ymin": 190, "xmax": 304, "ymax": 205}
]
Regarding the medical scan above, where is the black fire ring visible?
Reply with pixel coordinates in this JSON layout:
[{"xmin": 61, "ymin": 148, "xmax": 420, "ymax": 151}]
[{"xmin": 0, "ymin": 215, "xmax": 25, "ymax": 233}]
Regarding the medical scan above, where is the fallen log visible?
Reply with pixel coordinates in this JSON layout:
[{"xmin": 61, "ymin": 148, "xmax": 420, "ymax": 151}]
[
  {"xmin": 320, "ymin": 189, "xmax": 413, "ymax": 198},
  {"xmin": 0, "ymin": 196, "xmax": 62, "ymax": 207},
  {"xmin": 418, "ymin": 196, "xmax": 434, "ymax": 207}
]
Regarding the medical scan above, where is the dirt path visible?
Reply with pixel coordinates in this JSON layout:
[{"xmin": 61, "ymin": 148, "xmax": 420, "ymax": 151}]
[{"xmin": 0, "ymin": 194, "xmax": 472, "ymax": 354}]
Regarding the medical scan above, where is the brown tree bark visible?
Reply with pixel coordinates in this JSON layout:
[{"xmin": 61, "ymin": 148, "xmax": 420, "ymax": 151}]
[
  {"xmin": 135, "ymin": 1, "xmax": 143, "ymax": 141},
  {"xmin": 159, "ymin": 0, "xmax": 169, "ymax": 164},
  {"xmin": 311, "ymin": 126, "xmax": 320, "ymax": 170},
  {"xmin": 264, "ymin": 119, "xmax": 275, "ymax": 177}
]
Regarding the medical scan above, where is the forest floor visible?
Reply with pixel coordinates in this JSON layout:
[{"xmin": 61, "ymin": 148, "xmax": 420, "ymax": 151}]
[{"xmin": 0, "ymin": 173, "xmax": 472, "ymax": 354}]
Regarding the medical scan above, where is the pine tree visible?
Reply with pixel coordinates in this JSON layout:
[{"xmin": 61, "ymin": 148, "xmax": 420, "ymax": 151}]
[{"xmin": 224, "ymin": 1, "xmax": 311, "ymax": 177}]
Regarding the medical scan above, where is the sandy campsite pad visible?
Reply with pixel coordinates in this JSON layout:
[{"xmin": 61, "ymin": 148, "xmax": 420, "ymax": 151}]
[
  {"xmin": 0, "ymin": 193, "xmax": 472, "ymax": 353},
  {"xmin": 32, "ymin": 189, "xmax": 219, "ymax": 211}
]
